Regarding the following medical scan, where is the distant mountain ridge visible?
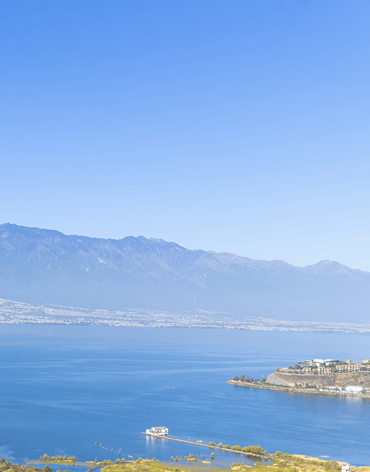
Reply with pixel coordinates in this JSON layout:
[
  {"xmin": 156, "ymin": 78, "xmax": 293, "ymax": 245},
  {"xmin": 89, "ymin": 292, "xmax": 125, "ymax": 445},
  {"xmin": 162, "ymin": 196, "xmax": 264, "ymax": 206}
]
[{"xmin": 0, "ymin": 223, "xmax": 369, "ymax": 323}]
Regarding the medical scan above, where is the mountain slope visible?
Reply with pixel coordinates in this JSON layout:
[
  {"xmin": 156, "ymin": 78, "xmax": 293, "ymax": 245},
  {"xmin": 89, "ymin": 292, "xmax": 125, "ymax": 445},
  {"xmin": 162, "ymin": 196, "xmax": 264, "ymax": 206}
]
[{"xmin": 0, "ymin": 223, "xmax": 369, "ymax": 323}]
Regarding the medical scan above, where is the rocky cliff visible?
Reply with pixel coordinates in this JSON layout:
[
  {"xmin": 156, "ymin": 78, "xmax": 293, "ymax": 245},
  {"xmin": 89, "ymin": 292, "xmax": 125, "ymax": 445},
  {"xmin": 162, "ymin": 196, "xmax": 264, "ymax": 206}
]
[
  {"xmin": 266, "ymin": 371, "xmax": 370, "ymax": 388},
  {"xmin": 266, "ymin": 373, "xmax": 296, "ymax": 387}
]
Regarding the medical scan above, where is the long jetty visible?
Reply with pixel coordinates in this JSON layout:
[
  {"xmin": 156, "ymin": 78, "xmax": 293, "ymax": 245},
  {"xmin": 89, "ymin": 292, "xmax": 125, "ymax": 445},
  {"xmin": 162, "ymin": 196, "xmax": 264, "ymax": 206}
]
[{"xmin": 141, "ymin": 433, "xmax": 264, "ymax": 459}]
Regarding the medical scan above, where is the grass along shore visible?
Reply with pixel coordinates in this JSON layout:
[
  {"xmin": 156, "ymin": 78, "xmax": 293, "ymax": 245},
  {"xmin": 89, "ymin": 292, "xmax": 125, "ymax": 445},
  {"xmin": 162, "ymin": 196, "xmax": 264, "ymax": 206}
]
[{"xmin": 1, "ymin": 450, "xmax": 368, "ymax": 472}]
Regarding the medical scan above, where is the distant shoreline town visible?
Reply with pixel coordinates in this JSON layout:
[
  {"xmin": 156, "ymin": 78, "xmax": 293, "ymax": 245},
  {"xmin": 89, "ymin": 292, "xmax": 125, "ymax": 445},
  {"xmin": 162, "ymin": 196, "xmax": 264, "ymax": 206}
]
[
  {"xmin": 229, "ymin": 358, "xmax": 370, "ymax": 396},
  {"xmin": 2, "ymin": 298, "xmax": 370, "ymax": 333}
]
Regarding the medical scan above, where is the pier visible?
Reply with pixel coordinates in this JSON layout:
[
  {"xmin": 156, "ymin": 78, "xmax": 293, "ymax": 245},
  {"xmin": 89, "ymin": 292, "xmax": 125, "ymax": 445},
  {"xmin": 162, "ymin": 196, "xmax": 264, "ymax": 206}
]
[{"xmin": 141, "ymin": 433, "xmax": 265, "ymax": 459}]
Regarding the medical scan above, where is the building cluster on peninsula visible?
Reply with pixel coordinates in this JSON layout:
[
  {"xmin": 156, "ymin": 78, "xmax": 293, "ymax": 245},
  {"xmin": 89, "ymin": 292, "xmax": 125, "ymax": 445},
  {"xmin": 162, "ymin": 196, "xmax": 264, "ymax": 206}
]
[
  {"xmin": 230, "ymin": 357, "xmax": 370, "ymax": 394},
  {"xmin": 278, "ymin": 358, "xmax": 370, "ymax": 376}
]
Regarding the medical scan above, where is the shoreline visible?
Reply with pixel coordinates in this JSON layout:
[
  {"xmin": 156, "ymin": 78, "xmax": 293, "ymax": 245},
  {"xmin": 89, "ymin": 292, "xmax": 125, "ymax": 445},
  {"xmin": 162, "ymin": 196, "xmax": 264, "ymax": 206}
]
[
  {"xmin": 1, "ymin": 438, "xmax": 360, "ymax": 469},
  {"xmin": 2, "ymin": 448, "xmax": 356, "ymax": 470},
  {"xmin": 226, "ymin": 380, "xmax": 370, "ymax": 398}
]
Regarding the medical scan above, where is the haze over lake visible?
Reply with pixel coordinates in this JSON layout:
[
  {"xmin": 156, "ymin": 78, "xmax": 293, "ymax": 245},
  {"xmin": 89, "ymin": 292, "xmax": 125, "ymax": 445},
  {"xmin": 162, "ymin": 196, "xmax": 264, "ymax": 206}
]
[{"xmin": 2, "ymin": 224, "xmax": 370, "ymax": 324}]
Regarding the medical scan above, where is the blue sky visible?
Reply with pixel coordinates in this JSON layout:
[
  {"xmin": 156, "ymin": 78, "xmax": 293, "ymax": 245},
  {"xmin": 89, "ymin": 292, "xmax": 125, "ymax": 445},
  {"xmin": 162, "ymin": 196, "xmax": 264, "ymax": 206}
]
[{"xmin": 1, "ymin": 0, "xmax": 370, "ymax": 269}]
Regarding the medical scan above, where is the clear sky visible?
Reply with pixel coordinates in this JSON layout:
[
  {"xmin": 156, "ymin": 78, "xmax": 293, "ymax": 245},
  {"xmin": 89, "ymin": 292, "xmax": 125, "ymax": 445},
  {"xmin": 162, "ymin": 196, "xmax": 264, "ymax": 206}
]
[{"xmin": 1, "ymin": 0, "xmax": 370, "ymax": 270}]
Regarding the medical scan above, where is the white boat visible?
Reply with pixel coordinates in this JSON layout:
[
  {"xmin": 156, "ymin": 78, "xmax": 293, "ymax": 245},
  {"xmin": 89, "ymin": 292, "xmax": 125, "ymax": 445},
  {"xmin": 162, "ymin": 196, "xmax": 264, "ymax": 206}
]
[{"xmin": 146, "ymin": 426, "xmax": 169, "ymax": 436}]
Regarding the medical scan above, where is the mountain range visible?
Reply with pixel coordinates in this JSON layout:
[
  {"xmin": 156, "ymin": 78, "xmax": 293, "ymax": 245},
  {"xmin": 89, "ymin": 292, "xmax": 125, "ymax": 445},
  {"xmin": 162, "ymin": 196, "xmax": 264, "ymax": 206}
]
[{"xmin": 1, "ymin": 223, "xmax": 369, "ymax": 323}]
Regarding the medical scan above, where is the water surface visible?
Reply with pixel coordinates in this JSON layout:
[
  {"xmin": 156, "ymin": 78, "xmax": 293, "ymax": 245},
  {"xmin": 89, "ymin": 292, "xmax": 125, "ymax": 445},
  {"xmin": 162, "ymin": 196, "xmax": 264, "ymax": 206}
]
[{"xmin": 0, "ymin": 325, "xmax": 370, "ymax": 466}]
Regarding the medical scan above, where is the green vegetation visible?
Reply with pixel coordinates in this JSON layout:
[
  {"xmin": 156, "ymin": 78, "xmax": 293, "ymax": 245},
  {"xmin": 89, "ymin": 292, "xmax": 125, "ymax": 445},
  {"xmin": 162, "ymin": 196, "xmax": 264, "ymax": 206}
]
[
  {"xmin": 232, "ymin": 376, "xmax": 261, "ymax": 384},
  {"xmin": 242, "ymin": 446, "xmax": 263, "ymax": 455},
  {"xmin": 0, "ymin": 460, "xmax": 42, "ymax": 472},
  {"xmin": 180, "ymin": 454, "xmax": 206, "ymax": 463},
  {"xmin": 29, "ymin": 454, "xmax": 109, "ymax": 470},
  {"xmin": 232, "ymin": 376, "xmax": 268, "ymax": 385},
  {"xmin": 0, "ymin": 452, "xmax": 358, "ymax": 472},
  {"xmin": 202, "ymin": 442, "xmax": 263, "ymax": 456},
  {"xmin": 101, "ymin": 459, "xmax": 195, "ymax": 472},
  {"xmin": 83, "ymin": 455, "xmax": 352, "ymax": 472},
  {"xmin": 36, "ymin": 455, "xmax": 78, "ymax": 466}
]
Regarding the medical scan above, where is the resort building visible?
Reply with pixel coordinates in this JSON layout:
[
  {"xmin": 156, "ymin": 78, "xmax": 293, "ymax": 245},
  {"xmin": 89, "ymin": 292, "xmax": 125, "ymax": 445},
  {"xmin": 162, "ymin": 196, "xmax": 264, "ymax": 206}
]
[
  {"xmin": 336, "ymin": 363, "xmax": 361, "ymax": 373},
  {"xmin": 324, "ymin": 360, "xmax": 340, "ymax": 366},
  {"xmin": 293, "ymin": 358, "xmax": 369, "ymax": 375},
  {"xmin": 299, "ymin": 359, "xmax": 339, "ymax": 367},
  {"xmin": 318, "ymin": 366, "xmax": 332, "ymax": 375},
  {"xmin": 146, "ymin": 426, "xmax": 169, "ymax": 436}
]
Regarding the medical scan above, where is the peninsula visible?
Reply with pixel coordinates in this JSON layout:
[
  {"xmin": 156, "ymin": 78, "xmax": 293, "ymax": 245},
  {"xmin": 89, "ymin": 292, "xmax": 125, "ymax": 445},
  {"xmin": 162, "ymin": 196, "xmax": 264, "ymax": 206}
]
[{"xmin": 228, "ymin": 358, "xmax": 370, "ymax": 396}]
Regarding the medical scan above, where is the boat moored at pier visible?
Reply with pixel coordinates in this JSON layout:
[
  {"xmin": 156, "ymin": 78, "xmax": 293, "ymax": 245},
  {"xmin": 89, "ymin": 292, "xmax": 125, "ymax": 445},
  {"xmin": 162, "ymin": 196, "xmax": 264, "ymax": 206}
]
[{"xmin": 146, "ymin": 426, "xmax": 169, "ymax": 436}]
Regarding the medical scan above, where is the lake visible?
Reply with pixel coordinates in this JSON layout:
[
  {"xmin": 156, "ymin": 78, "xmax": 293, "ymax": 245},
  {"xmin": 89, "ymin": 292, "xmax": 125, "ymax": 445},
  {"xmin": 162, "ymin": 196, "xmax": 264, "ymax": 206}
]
[{"xmin": 1, "ymin": 324, "xmax": 370, "ymax": 466}]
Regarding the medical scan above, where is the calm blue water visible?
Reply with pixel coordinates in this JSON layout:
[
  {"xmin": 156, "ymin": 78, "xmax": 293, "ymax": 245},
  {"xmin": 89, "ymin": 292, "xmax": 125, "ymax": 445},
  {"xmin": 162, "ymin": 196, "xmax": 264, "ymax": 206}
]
[{"xmin": 1, "ymin": 325, "xmax": 370, "ymax": 466}]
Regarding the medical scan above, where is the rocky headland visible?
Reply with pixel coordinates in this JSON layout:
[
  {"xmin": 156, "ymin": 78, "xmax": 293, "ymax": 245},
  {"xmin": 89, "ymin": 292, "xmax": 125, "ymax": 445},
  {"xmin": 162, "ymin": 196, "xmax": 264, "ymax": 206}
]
[
  {"xmin": 228, "ymin": 358, "xmax": 370, "ymax": 396},
  {"xmin": 265, "ymin": 371, "xmax": 370, "ymax": 389}
]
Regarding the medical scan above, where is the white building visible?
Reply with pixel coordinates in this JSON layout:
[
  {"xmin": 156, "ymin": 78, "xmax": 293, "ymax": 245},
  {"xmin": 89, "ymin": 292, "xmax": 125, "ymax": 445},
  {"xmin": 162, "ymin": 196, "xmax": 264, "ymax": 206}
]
[
  {"xmin": 345, "ymin": 386, "xmax": 364, "ymax": 394},
  {"xmin": 146, "ymin": 426, "xmax": 169, "ymax": 436},
  {"xmin": 299, "ymin": 358, "xmax": 341, "ymax": 366},
  {"xmin": 324, "ymin": 359, "xmax": 340, "ymax": 365}
]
